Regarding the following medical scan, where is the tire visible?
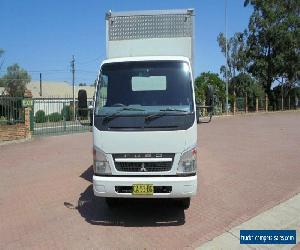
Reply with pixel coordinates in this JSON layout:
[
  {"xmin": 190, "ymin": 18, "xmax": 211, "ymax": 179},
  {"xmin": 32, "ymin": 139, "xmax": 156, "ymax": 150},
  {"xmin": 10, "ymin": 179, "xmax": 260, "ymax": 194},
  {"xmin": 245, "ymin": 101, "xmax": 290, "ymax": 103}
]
[
  {"xmin": 178, "ymin": 198, "xmax": 191, "ymax": 210},
  {"xmin": 105, "ymin": 197, "xmax": 119, "ymax": 208}
]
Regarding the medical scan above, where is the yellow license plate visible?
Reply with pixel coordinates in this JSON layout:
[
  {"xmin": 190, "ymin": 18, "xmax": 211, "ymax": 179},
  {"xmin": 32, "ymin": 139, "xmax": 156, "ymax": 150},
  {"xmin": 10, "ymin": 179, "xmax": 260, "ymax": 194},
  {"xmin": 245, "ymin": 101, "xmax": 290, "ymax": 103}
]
[{"xmin": 132, "ymin": 184, "xmax": 154, "ymax": 195}]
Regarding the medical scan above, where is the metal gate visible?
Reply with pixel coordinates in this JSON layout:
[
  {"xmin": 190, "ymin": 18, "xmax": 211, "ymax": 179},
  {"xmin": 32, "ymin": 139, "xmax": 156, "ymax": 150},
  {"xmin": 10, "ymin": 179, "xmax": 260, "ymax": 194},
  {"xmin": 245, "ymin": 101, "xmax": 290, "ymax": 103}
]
[
  {"xmin": 32, "ymin": 98, "xmax": 92, "ymax": 136},
  {"xmin": 236, "ymin": 97, "xmax": 245, "ymax": 112}
]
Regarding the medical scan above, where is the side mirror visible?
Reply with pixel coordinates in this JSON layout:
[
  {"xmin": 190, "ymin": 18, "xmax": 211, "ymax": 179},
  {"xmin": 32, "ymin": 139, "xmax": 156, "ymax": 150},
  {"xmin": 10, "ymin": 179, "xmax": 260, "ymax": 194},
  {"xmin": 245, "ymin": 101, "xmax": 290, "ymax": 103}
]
[
  {"xmin": 196, "ymin": 105, "xmax": 200, "ymax": 123},
  {"xmin": 88, "ymin": 105, "xmax": 93, "ymax": 126},
  {"xmin": 78, "ymin": 89, "xmax": 93, "ymax": 126},
  {"xmin": 78, "ymin": 90, "xmax": 88, "ymax": 117}
]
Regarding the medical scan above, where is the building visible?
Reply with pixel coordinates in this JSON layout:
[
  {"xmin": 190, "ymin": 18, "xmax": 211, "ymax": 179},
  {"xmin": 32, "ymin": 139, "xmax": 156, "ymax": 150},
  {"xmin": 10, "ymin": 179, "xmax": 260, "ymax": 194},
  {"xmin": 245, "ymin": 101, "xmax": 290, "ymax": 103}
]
[
  {"xmin": 1, "ymin": 81, "xmax": 95, "ymax": 98},
  {"xmin": 27, "ymin": 81, "xmax": 95, "ymax": 98},
  {"xmin": 26, "ymin": 81, "xmax": 95, "ymax": 115}
]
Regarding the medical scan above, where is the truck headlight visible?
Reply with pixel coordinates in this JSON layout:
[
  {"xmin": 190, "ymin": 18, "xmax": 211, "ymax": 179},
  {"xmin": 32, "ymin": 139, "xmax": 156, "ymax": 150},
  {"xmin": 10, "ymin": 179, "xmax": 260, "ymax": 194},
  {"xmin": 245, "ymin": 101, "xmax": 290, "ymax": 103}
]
[
  {"xmin": 93, "ymin": 148, "xmax": 111, "ymax": 175},
  {"xmin": 177, "ymin": 147, "xmax": 197, "ymax": 175}
]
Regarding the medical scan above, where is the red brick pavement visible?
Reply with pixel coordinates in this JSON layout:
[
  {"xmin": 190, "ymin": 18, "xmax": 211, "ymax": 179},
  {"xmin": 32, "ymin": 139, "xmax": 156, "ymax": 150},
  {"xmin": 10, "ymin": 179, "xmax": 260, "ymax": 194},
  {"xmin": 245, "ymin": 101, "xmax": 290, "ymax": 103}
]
[{"xmin": 0, "ymin": 112, "xmax": 299, "ymax": 249}]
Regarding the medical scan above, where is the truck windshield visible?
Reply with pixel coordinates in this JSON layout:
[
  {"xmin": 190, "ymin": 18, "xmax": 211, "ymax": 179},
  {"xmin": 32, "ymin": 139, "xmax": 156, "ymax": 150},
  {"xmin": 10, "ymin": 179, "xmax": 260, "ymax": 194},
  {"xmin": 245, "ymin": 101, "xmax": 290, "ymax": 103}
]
[{"xmin": 95, "ymin": 61, "xmax": 194, "ymax": 116}]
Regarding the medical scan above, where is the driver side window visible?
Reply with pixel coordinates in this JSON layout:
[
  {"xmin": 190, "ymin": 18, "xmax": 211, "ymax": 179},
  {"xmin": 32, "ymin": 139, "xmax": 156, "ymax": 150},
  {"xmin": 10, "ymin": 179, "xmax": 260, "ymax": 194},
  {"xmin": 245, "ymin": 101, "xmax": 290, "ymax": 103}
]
[{"xmin": 97, "ymin": 74, "xmax": 108, "ymax": 108}]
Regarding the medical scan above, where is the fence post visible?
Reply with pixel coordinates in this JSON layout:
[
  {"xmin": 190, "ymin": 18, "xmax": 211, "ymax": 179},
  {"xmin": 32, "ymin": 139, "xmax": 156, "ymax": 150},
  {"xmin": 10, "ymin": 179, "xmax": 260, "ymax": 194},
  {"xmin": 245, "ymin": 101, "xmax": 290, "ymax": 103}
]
[
  {"xmin": 220, "ymin": 103, "xmax": 223, "ymax": 115},
  {"xmin": 265, "ymin": 94, "xmax": 268, "ymax": 112},
  {"xmin": 288, "ymin": 95, "xmax": 291, "ymax": 110},
  {"xmin": 245, "ymin": 93, "xmax": 248, "ymax": 113},
  {"xmin": 23, "ymin": 90, "xmax": 33, "ymax": 137},
  {"xmin": 233, "ymin": 94, "xmax": 236, "ymax": 115},
  {"xmin": 63, "ymin": 103, "xmax": 67, "ymax": 131},
  {"xmin": 24, "ymin": 107, "xmax": 31, "ymax": 139},
  {"xmin": 256, "ymin": 97, "xmax": 258, "ymax": 112},
  {"xmin": 30, "ymin": 108, "xmax": 34, "ymax": 132}
]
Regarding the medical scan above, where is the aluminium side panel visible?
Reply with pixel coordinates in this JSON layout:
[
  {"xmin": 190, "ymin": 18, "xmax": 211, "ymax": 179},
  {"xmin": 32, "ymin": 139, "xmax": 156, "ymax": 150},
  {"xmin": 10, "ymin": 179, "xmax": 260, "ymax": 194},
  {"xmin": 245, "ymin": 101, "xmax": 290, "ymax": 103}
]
[{"xmin": 106, "ymin": 9, "xmax": 194, "ymax": 65}]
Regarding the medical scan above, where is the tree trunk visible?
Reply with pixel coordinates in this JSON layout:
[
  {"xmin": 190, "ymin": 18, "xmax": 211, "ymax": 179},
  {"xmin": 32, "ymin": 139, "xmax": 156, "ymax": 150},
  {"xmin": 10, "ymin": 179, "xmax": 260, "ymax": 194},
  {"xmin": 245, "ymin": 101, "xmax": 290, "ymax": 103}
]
[{"xmin": 264, "ymin": 80, "xmax": 273, "ymax": 111}]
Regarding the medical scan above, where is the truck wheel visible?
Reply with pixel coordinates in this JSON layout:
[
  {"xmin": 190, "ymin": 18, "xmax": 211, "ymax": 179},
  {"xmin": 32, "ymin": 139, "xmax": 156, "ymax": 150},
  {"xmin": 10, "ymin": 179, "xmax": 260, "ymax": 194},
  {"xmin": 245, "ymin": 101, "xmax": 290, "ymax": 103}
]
[
  {"xmin": 105, "ymin": 198, "xmax": 119, "ymax": 208},
  {"xmin": 178, "ymin": 198, "xmax": 191, "ymax": 210}
]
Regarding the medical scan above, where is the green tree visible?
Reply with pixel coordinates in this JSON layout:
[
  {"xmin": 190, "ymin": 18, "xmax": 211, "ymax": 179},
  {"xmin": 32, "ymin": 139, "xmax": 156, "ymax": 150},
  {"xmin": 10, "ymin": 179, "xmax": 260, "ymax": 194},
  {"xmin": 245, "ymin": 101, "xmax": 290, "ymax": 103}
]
[
  {"xmin": 1, "ymin": 64, "xmax": 31, "ymax": 96},
  {"xmin": 230, "ymin": 73, "xmax": 265, "ymax": 110},
  {"xmin": 217, "ymin": 32, "xmax": 248, "ymax": 80},
  {"xmin": 230, "ymin": 73, "xmax": 264, "ymax": 98},
  {"xmin": 244, "ymin": 0, "xmax": 300, "ymax": 98},
  {"xmin": 194, "ymin": 72, "xmax": 225, "ymax": 104},
  {"xmin": 272, "ymin": 84, "xmax": 300, "ymax": 110}
]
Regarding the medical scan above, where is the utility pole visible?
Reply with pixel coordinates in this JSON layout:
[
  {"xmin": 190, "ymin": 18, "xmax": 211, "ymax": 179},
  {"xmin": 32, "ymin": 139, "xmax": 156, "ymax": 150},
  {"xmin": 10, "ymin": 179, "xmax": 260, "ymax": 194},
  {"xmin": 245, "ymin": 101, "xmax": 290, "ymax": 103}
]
[
  {"xmin": 225, "ymin": 0, "xmax": 229, "ymax": 115},
  {"xmin": 71, "ymin": 55, "xmax": 75, "ymax": 120},
  {"xmin": 39, "ymin": 73, "xmax": 42, "ymax": 96},
  {"xmin": 281, "ymin": 81, "xmax": 284, "ymax": 110}
]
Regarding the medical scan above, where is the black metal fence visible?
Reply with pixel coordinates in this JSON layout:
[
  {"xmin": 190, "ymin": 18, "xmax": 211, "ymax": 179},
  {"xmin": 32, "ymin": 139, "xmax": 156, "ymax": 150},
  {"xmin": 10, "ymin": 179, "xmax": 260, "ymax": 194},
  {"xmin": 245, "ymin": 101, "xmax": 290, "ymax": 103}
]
[
  {"xmin": 212, "ymin": 95, "xmax": 299, "ymax": 114},
  {"xmin": 0, "ymin": 96, "xmax": 24, "ymax": 125},
  {"xmin": 32, "ymin": 97, "xmax": 93, "ymax": 135},
  {"xmin": 1, "ymin": 94, "xmax": 299, "ymax": 136}
]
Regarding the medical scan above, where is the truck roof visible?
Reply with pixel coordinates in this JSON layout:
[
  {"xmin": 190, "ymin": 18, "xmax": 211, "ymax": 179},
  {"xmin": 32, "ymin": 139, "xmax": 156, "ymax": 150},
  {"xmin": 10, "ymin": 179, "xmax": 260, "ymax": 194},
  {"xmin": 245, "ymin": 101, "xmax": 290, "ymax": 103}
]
[
  {"xmin": 107, "ymin": 9, "xmax": 194, "ymax": 17},
  {"xmin": 101, "ymin": 56, "xmax": 190, "ymax": 65}
]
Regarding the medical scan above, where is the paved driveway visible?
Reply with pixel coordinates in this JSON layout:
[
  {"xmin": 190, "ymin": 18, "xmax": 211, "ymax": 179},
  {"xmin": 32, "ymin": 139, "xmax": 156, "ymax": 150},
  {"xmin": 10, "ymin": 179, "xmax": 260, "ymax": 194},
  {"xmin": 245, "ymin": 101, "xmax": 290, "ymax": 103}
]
[{"xmin": 0, "ymin": 112, "xmax": 299, "ymax": 249}]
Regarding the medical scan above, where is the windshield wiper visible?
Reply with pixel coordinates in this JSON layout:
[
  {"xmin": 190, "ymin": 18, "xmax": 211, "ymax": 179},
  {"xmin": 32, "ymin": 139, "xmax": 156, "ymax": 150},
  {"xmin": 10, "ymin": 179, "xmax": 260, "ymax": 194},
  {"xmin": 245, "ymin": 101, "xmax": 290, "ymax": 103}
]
[
  {"xmin": 102, "ymin": 107, "xmax": 145, "ymax": 123},
  {"xmin": 145, "ymin": 108, "xmax": 190, "ymax": 122},
  {"xmin": 159, "ymin": 108, "xmax": 190, "ymax": 112}
]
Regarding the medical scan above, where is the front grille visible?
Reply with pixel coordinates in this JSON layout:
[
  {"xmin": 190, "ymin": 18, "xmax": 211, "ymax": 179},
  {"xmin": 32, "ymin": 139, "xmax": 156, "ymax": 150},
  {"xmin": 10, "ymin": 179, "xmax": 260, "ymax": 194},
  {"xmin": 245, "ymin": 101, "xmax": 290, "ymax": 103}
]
[
  {"xmin": 115, "ymin": 162, "xmax": 172, "ymax": 172},
  {"xmin": 113, "ymin": 153, "xmax": 175, "ymax": 172},
  {"xmin": 115, "ymin": 186, "xmax": 172, "ymax": 194}
]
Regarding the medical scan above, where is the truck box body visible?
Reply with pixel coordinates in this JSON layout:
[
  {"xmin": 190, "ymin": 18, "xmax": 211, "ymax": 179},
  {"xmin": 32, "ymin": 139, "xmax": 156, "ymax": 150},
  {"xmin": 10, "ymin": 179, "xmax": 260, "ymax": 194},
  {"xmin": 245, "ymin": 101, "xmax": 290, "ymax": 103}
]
[{"xmin": 106, "ymin": 9, "xmax": 194, "ymax": 67}]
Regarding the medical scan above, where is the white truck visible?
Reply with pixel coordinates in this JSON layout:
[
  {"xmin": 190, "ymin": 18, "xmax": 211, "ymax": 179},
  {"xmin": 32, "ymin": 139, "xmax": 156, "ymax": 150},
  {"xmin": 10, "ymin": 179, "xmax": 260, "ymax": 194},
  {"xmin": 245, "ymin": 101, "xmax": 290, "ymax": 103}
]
[{"xmin": 78, "ymin": 9, "xmax": 213, "ymax": 209}]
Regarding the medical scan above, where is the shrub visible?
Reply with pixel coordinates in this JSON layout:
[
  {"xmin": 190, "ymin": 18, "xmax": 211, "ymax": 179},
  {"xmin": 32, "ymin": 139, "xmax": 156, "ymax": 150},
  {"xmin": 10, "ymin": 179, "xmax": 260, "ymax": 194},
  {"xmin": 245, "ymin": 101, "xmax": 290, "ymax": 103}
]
[
  {"xmin": 0, "ymin": 116, "xmax": 8, "ymax": 124},
  {"xmin": 48, "ymin": 112, "xmax": 62, "ymax": 122},
  {"xmin": 35, "ymin": 110, "xmax": 46, "ymax": 123},
  {"xmin": 61, "ymin": 105, "xmax": 74, "ymax": 121}
]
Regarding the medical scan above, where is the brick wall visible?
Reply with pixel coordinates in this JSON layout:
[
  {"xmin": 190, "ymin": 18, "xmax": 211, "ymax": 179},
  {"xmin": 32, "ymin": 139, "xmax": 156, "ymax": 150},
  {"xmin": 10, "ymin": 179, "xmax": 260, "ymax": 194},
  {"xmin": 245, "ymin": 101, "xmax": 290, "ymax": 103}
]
[
  {"xmin": 0, "ymin": 124, "xmax": 27, "ymax": 141},
  {"xmin": 0, "ymin": 108, "xmax": 31, "ymax": 142}
]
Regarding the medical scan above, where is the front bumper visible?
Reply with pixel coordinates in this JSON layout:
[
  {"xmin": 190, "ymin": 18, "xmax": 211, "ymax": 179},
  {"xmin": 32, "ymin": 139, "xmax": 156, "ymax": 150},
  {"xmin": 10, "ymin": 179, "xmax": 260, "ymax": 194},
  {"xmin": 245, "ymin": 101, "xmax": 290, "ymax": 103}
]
[{"xmin": 93, "ymin": 175, "xmax": 197, "ymax": 198}]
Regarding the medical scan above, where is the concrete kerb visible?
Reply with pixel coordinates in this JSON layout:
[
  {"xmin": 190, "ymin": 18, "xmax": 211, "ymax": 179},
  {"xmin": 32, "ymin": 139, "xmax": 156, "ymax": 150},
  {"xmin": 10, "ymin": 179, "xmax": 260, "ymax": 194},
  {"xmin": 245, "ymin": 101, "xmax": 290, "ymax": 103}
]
[
  {"xmin": 0, "ymin": 137, "xmax": 33, "ymax": 146},
  {"xmin": 208, "ymin": 109, "xmax": 300, "ymax": 120},
  {"xmin": 196, "ymin": 193, "xmax": 300, "ymax": 250}
]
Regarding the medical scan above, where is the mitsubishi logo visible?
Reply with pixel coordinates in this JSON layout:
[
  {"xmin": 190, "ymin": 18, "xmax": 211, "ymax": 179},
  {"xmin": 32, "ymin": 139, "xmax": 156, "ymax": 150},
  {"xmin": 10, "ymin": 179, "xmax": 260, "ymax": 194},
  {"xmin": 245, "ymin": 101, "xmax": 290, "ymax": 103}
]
[{"xmin": 140, "ymin": 163, "xmax": 147, "ymax": 172}]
